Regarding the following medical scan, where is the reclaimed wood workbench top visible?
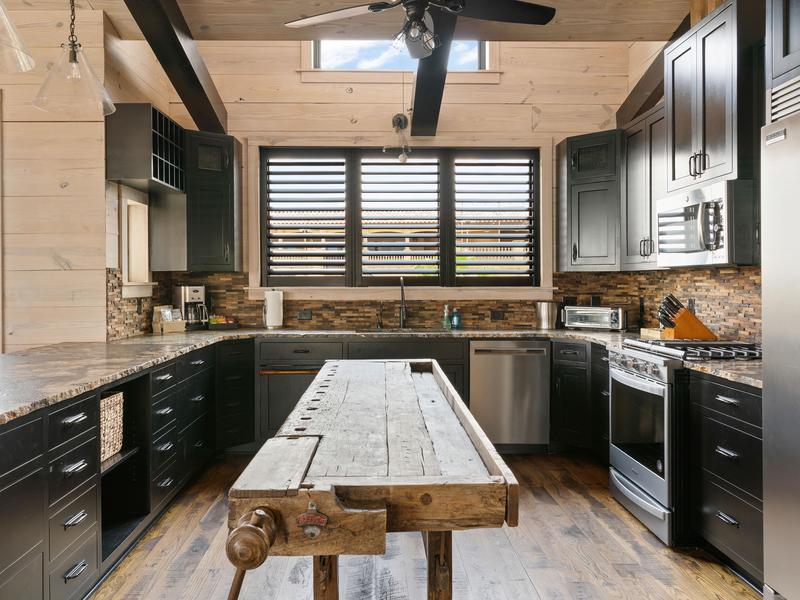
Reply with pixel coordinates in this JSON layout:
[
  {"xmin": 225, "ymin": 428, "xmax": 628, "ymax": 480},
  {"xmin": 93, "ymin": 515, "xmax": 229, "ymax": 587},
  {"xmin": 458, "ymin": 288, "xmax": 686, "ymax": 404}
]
[{"xmin": 225, "ymin": 359, "xmax": 518, "ymax": 600}]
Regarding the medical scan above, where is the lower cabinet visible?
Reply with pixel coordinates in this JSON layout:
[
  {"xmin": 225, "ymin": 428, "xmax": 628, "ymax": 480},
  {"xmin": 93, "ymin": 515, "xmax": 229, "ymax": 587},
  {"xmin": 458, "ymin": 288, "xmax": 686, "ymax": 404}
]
[
  {"xmin": 551, "ymin": 341, "xmax": 592, "ymax": 449},
  {"xmin": 690, "ymin": 374, "xmax": 763, "ymax": 585},
  {"xmin": 259, "ymin": 368, "xmax": 320, "ymax": 441},
  {"xmin": 590, "ymin": 345, "xmax": 610, "ymax": 464},
  {"xmin": 216, "ymin": 340, "xmax": 255, "ymax": 450}
]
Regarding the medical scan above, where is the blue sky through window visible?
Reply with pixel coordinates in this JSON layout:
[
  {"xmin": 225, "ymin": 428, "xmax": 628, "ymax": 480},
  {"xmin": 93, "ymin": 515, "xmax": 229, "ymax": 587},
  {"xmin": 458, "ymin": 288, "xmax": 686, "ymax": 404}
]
[{"xmin": 317, "ymin": 40, "xmax": 482, "ymax": 71}]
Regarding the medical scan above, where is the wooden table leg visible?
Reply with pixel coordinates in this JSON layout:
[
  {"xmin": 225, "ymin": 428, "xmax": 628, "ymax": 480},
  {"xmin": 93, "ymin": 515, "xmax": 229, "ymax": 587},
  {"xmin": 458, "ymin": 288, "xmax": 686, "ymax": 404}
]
[
  {"xmin": 426, "ymin": 531, "xmax": 452, "ymax": 600},
  {"xmin": 313, "ymin": 555, "xmax": 339, "ymax": 600}
]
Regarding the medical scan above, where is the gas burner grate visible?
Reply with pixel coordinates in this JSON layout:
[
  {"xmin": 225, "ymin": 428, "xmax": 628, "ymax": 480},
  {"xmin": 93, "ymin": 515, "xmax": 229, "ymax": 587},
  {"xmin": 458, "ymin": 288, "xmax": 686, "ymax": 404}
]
[{"xmin": 623, "ymin": 339, "xmax": 762, "ymax": 362}]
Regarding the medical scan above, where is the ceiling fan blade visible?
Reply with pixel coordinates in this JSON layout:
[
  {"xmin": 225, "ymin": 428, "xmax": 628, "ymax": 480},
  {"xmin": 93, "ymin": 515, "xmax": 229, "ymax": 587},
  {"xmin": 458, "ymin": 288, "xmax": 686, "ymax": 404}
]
[
  {"xmin": 457, "ymin": 0, "xmax": 555, "ymax": 25},
  {"xmin": 285, "ymin": 2, "xmax": 400, "ymax": 28},
  {"xmin": 411, "ymin": 10, "xmax": 458, "ymax": 137}
]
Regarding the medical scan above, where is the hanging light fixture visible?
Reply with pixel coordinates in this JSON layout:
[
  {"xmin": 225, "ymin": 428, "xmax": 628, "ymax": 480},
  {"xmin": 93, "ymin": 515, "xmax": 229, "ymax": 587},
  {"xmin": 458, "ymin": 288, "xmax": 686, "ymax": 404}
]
[
  {"xmin": 0, "ymin": 0, "xmax": 35, "ymax": 73},
  {"xmin": 392, "ymin": 11, "xmax": 438, "ymax": 60},
  {"xmin": 33, "ymin": 0, "xmax": 115, "ymax": 117}
]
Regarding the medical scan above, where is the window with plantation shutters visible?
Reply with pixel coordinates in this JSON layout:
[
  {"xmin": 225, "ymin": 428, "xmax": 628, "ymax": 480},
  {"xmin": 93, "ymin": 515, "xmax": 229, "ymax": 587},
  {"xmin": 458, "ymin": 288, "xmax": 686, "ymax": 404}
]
[
  {"xmin": 264, "ymin": 154, "xmax": 347, "ymax": 285},
  {"xmin": 454, "ymin": 155, "xmax": 537, "ymax": 285},
  {"xmin": 360, "ymin": 156, "xmax": 440, "ymax": 284},
  {"xmin": 260, "ymin": 148, "xmax": 539, "ymax": 288}
]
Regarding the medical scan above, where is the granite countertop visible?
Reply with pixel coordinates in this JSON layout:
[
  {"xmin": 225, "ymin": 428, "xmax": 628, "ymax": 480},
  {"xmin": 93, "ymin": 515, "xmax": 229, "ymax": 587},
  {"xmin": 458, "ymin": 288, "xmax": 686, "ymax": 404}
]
[{"xmin": 0, "ymin": 328, "xmax": 762, "ymax": 426}]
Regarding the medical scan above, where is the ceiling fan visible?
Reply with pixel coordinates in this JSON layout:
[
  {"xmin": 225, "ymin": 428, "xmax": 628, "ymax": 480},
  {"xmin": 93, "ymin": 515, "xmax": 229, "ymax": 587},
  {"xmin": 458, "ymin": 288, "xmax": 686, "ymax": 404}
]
[{"xmin": 286, "ymin": 0, "xmax": 556, "ymax": 59}]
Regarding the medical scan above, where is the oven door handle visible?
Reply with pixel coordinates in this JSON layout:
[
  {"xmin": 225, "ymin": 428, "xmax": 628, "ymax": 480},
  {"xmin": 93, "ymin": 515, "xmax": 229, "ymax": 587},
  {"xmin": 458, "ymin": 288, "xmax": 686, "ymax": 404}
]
[
  {"xmin": 610, "ymin": 470, "xmax": 668, "ymax": 521},
  {"xmin": 610, "ymin": 367, "xmax": 667, "ymax": 397}
]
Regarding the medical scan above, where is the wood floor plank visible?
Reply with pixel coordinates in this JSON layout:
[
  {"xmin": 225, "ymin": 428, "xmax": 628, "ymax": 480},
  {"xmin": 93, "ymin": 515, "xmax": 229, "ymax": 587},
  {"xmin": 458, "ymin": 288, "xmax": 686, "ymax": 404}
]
[{"xmin": 92, "ymin": 454, "xmax": 761, "ymax": 600}]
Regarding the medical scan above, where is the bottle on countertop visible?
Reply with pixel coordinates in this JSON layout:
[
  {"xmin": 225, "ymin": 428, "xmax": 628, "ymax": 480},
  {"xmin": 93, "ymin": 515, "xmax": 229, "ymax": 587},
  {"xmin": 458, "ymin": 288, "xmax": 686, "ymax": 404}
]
[
  {"xmin": 442, "ymin": 304, "xmax": 452, "ymax": 330},
  {"xmin": 451, "ymin": 308, "xmax": 462, "ymax": 330}
]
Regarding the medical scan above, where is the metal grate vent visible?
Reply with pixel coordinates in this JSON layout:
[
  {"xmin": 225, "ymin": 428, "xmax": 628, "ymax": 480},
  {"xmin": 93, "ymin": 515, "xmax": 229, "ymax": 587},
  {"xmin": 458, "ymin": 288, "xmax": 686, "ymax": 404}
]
[{"xmin": 771, "ymin": 75, "xmax": 800, "ymax": 122}]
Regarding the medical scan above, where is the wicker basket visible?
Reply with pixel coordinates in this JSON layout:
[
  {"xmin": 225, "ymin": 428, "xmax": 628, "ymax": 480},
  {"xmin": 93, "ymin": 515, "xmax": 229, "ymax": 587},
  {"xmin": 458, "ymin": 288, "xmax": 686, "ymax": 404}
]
[{"xmin": 100, "ymin": 392, "xmax": 125, "ymax": 462}]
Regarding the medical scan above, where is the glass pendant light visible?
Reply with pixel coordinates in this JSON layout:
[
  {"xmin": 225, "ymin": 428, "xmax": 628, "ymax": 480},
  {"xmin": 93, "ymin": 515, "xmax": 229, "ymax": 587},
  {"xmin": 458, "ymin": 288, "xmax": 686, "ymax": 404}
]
[
  {"xmin": 0, "ymin": 0, "xmax": 35, "ymax": 72},
  {"xmin": 33, "ymin": 0, "xmax": 115, "ymax": 117}
]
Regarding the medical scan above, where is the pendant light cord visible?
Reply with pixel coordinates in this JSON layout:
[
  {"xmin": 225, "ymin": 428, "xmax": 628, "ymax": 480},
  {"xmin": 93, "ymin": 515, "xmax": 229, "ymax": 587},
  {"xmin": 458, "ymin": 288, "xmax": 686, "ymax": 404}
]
[{"xmin": 68, "ymin": 0, "xmax": 78, "ymax": 49}]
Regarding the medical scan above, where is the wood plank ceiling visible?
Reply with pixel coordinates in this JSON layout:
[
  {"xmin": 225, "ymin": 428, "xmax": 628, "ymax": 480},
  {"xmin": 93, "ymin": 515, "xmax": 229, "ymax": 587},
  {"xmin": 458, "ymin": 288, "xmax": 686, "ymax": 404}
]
[{"xmin": 66, "ymin": 0, "xmax": 687, "ymax": 42}]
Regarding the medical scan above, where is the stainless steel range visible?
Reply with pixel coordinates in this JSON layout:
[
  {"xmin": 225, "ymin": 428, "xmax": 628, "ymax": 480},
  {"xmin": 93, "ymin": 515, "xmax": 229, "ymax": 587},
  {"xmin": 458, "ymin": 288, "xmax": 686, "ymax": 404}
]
[{"xmin": 608, "ymin": 339, "xmax": 761, "ymax": 545}]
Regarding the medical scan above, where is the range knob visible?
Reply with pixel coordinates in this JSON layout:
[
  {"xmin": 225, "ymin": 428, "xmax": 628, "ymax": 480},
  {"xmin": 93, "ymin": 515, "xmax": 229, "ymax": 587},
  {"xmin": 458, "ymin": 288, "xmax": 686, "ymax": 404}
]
[{"xmin": 646, "ymin": 363, "xmax": 658, "ymax": 376}]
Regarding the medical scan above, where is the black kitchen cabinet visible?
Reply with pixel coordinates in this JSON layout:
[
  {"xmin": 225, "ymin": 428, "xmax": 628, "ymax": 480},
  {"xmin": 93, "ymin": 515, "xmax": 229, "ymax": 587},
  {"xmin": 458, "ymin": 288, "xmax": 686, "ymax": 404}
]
[
  {"xmin": 664, "ymin": 0, "xmax": 764, "ymax": 193},
  {"xmin": 551, "ymin": 341, "xmax": 591, "ymax": 449},
  {"xmin": 590, "ymin": 345, "xmax": 610, "ymax": 464},
  {"xmin": 690, "ymin": 373, "xmax": 763, "ymax": 586},
  {"xmin": 557, "ymin": 130, "xmax": 622, "ymax": 272},
  {"xmin": 216, "ymin": 340, "xmax": 255, "ymax": 450},
  {"xmin": 621, "ymin": 104, "xmax": 665, "ymax": 270},
  {"xmin": 186, "ymin": 131, "xmax": 242, "ymax": 272},
  {"xmin": 768, "ymin": 0, "xmax": 800, "ymax": 88}
]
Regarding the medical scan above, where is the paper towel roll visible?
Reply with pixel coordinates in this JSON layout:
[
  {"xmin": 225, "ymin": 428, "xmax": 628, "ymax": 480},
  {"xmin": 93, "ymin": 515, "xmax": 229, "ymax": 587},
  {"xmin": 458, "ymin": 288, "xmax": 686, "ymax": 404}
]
[{"xmin": 263, "ymin": 289, "xmax": 284, "ymax": 329}]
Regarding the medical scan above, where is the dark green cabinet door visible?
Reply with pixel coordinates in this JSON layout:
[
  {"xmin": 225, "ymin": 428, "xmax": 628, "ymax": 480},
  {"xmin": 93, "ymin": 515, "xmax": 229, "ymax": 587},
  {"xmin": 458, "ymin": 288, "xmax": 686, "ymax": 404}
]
[
  {"xmin": 622, "ymin": 118, "xmax": 649, "ymax": 268},
  {"xmin": 567, "ymin": 130, "xmax": 619, "ymax": 183},
  {"xmin": 665, "ymin": 34, "xmax": 699, "ymax": 192},
  {"xmin": 696, "ymin": 6, "xmax": 735, "ymax": 182},
  {"xmin": 186, "ymin": 131, "xmax": 236, "ymax": 272},
  {"xmin": 569, "ymin": 180, "xmax": 619, "ymax": 267},
  {"xmin": 770, "ymin": 0, "xmax": 800, "ymax": 85},
  {"xmin": 215, "ymin": 341, "xmax": 255, "ymax": 450},
  {"xmin": 259, "ymin": 369, "xmax": 320, "ymax": 441},
  {"xmin": 551, "ymin": 363, "xmax": 590, "ymax": 448}
]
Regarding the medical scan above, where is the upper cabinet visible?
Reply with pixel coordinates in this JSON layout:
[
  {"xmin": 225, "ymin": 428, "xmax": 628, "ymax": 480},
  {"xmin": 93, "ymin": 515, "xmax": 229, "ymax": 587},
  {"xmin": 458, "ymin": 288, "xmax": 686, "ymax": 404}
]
[
  {"xmin": 185, "ymin": 131, "xmax": 242, "ymax": 272},
  {"xmin": 768, "ymin": 0, "xmax": 800, "ymax": 88},
  {"xmin": 557, "ymin": 130, "xmax": 622, "ymax": 272},
  {"xmin": 664, "ymin": 0, "xmax": 764, "ymax": 193},
  {"xmin": 621, "ymin": 104, "xmax": 666, "ymax": 270}
]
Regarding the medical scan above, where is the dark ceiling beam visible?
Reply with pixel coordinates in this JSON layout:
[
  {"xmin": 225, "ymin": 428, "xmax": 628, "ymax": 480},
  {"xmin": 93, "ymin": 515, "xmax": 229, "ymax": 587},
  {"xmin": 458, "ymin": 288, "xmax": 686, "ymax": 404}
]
[
  {"xmin": 123, "ymin": 0, "xmax": 227, "ymax": 133},
  {"xmin": 615, "ymin": 15, "xmax": 691, "ymax": 127},
  {"xmin": 410, "ymin": 10, "xmax": 458, "ymax": 137}
]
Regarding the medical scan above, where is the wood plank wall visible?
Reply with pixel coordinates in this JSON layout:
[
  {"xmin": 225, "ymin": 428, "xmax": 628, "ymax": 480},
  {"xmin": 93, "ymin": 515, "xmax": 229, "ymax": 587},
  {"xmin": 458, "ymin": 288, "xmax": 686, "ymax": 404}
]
[{"xmin": 0, "ymin": 9, "xmax": 174, "ymax": 352}]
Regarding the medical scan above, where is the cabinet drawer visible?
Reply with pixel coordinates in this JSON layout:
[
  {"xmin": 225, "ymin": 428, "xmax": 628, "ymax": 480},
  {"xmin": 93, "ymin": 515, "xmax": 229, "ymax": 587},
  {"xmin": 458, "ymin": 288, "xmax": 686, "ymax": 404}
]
[
  {"xmin": 347, "ymin": 341, "xmax": 462, "ymax": 362},
  {"xmin": 48, "ymin": 484, "xmax": 97, "ymax": 562},
  {"xmin": 48, "ymin": 437, "xmax": 97, "ymax": 507},
  {"xmin": 0, "ymin": 417, "xmax": 44, "ymax": 477},
  {"xmin": 151, "ymin": 362, "xmax": 178, "ymax": 397},
  {"xmin": 553, "ymin": 341, "xmax": 587, "ymax": 363},
  {"xmin": 699, "ymin": 413, "xmax": 762, "ymax": 500},
  {"xmin": 152, "ymin": 393, "xmax": 177, "ymax": 436},
  {"xmin": 259, "ymin": 341, "xmax": 343, "ymax": 363},
  {"xmin": 151, "ymin": 460, "xmax": 179, "ymax": 509},
  {"xmin": 692, "ymin": 377, "xmax": 761, "ymax": 427},
  {"xmin": 217, "ymin": 340, "xmax": 254, "ymax": 368},
  {"xmin": 48, "ymin": 396, "xmax": 98, "ymax": 452},
  {"xmin": 698, "ymin": 477, "xmax": 763, "ymax": 581},
  {"xmin": 177, "ymin": 347, "xmax": 214, "ymax": 381},
  {"xmin": 0, "ymin": 467, "xmax": 46, "ymax": 574},
  {"xmin": 151, "ymin": 427, "xmax": 177, "ymax": 476},
  {"xmin": 48, "ymin": 528, "xmax": 98, "ymax": 600},
  {"xmin": 184, "ymin": 416, "xmax": 212, "ymax": 472},
  {"xmin": 179, "ymin": 370, "xmax": 213, "ymax": 431}
]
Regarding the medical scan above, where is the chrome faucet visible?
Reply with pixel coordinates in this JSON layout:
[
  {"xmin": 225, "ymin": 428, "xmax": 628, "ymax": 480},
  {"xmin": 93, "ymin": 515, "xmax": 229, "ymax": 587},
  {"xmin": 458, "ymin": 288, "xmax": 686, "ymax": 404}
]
[{"xmin": 399, "ymin": 277, "xmax": 408, "ymax": 329}]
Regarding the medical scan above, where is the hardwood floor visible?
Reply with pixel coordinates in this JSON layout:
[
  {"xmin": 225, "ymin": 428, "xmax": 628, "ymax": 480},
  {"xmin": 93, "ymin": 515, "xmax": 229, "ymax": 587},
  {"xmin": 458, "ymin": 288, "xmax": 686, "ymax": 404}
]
[{"xmin": 91, "ymin": 454, "xmax": 759, "ymax": 600}]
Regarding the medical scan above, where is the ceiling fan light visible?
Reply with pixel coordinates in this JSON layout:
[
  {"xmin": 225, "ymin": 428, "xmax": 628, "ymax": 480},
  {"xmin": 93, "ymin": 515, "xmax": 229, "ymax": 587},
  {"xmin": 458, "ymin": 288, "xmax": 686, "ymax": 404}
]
[{"xmin": 0, "ymin": 0, "xmax": 35, "ymax": 73}]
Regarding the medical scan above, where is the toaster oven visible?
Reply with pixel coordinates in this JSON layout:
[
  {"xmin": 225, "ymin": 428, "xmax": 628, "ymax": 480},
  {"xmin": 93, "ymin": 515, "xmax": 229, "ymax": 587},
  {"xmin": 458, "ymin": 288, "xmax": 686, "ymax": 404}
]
[{"xmin": 561, "ymin": 305, "xmax": 640, "ymax": 331}]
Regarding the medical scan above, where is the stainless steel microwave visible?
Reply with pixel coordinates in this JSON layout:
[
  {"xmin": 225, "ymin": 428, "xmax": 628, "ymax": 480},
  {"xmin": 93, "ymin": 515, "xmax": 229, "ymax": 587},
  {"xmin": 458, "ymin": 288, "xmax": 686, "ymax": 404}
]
[{"xmin": 656, "ymin": 180, "xmax": 759, "ymax": 268}]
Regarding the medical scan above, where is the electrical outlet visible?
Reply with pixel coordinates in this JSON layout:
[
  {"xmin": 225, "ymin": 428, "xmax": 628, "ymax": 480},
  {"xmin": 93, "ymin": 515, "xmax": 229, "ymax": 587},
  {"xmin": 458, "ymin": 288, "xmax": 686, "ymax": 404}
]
[
  {"xmin": 298, "ymin": 309, "xmax": 313, "ymax": 321},
  {"xmin": 490, "ymin": 310, "xmax": 505, "ymax": 322},
  {"xmin": 687, "ymin": 298, "xmax": 696, "ymax": 313}
]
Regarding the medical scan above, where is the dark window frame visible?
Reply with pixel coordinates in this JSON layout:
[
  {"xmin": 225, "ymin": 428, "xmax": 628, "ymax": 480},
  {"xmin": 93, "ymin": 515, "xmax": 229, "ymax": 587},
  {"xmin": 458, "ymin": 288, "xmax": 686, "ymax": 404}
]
[
  {"xmin": 312, "ymin": 40, "xmax": 488, "ymax": 71},
  {"xmin": 260, "ymin": 147, "xmax": 540, "ymax": 288}
]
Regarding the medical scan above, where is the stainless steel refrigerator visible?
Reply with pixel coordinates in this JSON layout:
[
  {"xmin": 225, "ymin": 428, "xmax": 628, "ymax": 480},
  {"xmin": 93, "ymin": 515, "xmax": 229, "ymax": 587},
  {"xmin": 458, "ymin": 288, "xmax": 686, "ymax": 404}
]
[{"xmin": 762, "ymin": 111, "xmax": 800, "ymax": 600}]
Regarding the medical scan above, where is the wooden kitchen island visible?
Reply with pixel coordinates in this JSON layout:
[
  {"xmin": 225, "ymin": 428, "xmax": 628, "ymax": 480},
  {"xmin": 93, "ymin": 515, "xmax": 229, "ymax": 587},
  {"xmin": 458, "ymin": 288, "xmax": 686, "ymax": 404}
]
[{"xmin": 225, "ymin": 359, "xmax": 518, "ymax": 600}]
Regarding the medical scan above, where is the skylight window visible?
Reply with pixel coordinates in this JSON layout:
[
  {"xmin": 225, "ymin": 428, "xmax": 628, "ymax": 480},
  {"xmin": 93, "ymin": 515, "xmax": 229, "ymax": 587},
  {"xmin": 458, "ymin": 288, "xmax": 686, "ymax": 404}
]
[{"xmin": 314, "ymin": 40, "xmax": 485, "ymax": 71}]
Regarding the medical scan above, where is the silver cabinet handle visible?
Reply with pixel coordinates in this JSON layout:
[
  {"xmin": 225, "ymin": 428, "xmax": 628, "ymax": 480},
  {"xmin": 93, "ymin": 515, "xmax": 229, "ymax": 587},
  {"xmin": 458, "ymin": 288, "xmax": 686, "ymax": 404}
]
[
  {"xmin": 155, "ymin": 373, "xmax": 174, "ymax": 382},
  {"xmin": 64, "ymin": 510, "xmax": 88, "ymax": 529},
  {"xmin": 600, "ymin": 391, "xmax": 610, "ymax": 398},
  {"xmin": 190, "ymin": 359, "xmax": 205, "ymax": 366},
  {"xmin": 155, "ymin": 407, "xmax": 174, "ymax": 416},
  {"xmin": 64, "ymin": 560, "xmax": 88, "ymax": 581},
  {"xmin": 716, "ymin": 511, "xmax": 740, "ymax": 528},
  {"xmin": 61, "ymin": 413, "xmax": 88, "ymax": 427},
  {"xmin": 689, "ymin": 154, "xmax": 696, "ymax": 177},
  {"xmin": 189, "ymin": 394, "xmax": 205, "ymax": 403},
  {"xmin": 158, "ymin": 477, "xmax": 174, "ymax": 489},
  {"xmin": 156, "ymin": 442, "xmax": 174, "ymax": 453},
  {"xmin": 715, "ymin": 395, "xmax": 740, "ymax": 407},
  {"xmin": 715, "ymin": 446, "xmax": 740, "ymax": 460},
  {"xmin": 193, "ymin": 440, "xmax": 205, "ymax": 448},
  {"xmin": 62, "ymin": 459, "xmax": 89, "ymax": 477}
]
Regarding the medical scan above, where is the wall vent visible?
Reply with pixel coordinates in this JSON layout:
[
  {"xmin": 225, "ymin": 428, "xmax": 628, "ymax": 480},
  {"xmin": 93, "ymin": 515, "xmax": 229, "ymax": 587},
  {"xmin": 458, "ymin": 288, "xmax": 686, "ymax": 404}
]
[{"xmin": 771, "ymin": 75, "xmax": 800, "ymax": 122}]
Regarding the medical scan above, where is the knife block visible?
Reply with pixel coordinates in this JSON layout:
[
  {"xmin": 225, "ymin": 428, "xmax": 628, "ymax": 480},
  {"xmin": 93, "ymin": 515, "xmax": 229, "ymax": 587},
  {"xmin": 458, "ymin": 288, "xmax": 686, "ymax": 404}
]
[{"xmin": 661, "ymin": 308, "xmax": 718, "ymax": 341}]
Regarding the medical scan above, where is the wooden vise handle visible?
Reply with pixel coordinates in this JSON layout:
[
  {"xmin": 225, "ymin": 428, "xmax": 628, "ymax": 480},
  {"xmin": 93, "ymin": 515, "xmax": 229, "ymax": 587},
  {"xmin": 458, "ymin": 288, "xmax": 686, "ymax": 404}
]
[{"xmin": 226, "ymin": 509, "xmax": 278, "ymax": 600}]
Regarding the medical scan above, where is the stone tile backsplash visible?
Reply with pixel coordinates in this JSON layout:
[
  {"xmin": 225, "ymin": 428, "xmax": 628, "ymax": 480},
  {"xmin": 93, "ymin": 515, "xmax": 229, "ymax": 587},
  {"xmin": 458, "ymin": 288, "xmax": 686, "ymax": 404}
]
[{"xmin": 103, "ymin": 266, "xmax": 761, "ymax": 342}]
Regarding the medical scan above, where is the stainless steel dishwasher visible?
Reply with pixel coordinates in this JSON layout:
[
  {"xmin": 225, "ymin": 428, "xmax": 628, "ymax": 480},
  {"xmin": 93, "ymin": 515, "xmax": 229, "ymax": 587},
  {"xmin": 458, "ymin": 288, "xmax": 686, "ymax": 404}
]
[{"xmin": 469, "ymin": 340, "xmax": 550, "ymax": 451}]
